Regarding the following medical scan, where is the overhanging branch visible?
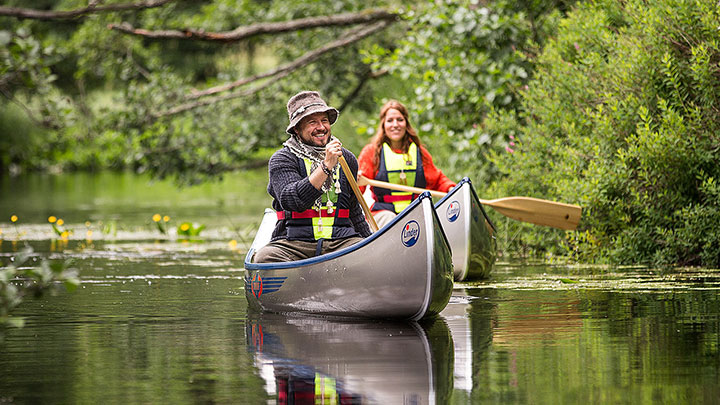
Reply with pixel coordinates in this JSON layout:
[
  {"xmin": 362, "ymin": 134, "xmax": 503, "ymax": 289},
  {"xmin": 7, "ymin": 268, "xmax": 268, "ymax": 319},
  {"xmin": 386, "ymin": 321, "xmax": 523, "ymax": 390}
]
[
  {"xmin": 108, "ymin": 9, "xmax": 398, "ymax": 42},
  {"xmin": 339, "ymin": 68, "xmax": 388, "ymax": 112},
  {"xmin": 155, "ymin": 20, "xmax": 393, "ymax": 118},
  {"xmin": 0, "ymin": 0, "xmax": 174, "ymax": 20}
]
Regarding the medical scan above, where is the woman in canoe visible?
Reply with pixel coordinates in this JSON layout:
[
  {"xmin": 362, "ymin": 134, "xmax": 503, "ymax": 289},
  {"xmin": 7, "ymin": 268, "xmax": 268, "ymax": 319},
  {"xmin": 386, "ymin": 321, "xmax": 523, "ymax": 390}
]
[{"xmin": 357, "ymin": 100, "xmax": 455, "ymax": 228}]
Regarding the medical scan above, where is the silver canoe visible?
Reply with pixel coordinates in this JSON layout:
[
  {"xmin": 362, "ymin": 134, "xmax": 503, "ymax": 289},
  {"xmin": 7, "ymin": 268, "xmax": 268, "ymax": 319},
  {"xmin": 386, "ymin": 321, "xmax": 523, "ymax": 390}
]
[
  {"xmin": 244, "ymin": 192, "xmax": 454, "ymax": 320},
  {"xmin": 435, "ymin": 177, "xmax": 497, "ymax": 281}
]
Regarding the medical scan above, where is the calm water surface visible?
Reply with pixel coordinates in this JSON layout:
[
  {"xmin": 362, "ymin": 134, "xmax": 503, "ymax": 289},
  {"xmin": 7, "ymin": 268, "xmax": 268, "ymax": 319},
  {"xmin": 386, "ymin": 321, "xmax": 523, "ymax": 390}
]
[{"xmin": 1, "ymin": 172, "xmax": 719, "ymax": 404}]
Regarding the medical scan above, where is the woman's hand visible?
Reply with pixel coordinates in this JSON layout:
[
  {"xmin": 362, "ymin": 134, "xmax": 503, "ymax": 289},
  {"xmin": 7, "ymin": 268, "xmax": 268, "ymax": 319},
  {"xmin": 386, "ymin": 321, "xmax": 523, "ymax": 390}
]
[{"xmin": 324, "ymin": 139, "xmax": 342, "ymax": 170}]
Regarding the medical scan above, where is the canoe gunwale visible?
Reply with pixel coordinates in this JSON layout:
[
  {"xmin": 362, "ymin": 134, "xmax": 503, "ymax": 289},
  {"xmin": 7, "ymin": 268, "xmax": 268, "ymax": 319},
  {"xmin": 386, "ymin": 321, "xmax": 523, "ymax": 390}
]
[
  {"xmin": 435, "ymin": 177, "xmax": 496, "ymax": 234},
  {"xmin": 244, "ymin": 191, "xmax": 435, "ymax": 270}
]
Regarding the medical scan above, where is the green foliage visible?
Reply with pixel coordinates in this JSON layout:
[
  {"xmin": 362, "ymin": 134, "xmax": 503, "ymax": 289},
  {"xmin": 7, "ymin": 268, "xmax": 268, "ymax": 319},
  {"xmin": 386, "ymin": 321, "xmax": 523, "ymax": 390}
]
[
  {"xmin": 1, "ymin": 0, "xmax": 567, "ymax": 184},
  {"xmin": 1, "ymin": 245, "xmax": 79, "ymax": 327},
  {"xmin": 0, "ymin": 0, "xmax": 403, "ymax": 183},
  {"xmin": 364, "ymin": 0, "xmax": 572, "ymax": 183},
  {"xmin": 486, "ymin": 0, "xmax": 720, "ymax": 267}
]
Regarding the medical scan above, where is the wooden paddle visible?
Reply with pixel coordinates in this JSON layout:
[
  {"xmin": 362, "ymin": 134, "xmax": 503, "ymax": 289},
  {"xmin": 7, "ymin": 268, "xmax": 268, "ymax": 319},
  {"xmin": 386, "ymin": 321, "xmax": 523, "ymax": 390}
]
[
  {"xmin": 338, "ymin": 156, "xmax": 379, "ymax": 232},
  {"xmin": 357, "ymin": 175, "xmax": 582, "ymax": 231}
]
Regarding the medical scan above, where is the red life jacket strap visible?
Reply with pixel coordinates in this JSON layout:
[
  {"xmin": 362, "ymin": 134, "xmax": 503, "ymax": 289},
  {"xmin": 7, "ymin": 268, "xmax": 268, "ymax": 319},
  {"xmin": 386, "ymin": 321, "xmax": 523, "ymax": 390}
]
[
  {"xmin": 277, "ymin": 209, "xmax": 350, "ymax": 220},
  {"xmin": 379, "ymin": 194, "xmax": 414, "ymax": 203}
]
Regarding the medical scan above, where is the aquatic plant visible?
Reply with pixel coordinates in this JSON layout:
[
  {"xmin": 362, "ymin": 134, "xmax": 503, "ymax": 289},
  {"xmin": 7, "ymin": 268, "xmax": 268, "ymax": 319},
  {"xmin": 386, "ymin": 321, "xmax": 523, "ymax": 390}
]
[
  {"xmin": 101, "ymin": 220, "xmax": 117, "ymax": 236},
  {"xmin": 84, "ymin": 221, "xmax": 93, "ymax": 240},
  {"xmin": 1, "ymin": 246, "xmax": 79, "ymax": 328},
  {"xmin": 152, "ymin": 214, "xmax": 170, "ymax": 234},
  {"xmin": 8, "ymin": 214, "xmax": 25, "ymax": 240},
  {"xmin": 48, "ymin": 216, "xmax": 71, "ymax": 240},
  {"xmin": 177, "ymin": 222, "xmax": 205, "ymax": 238}
]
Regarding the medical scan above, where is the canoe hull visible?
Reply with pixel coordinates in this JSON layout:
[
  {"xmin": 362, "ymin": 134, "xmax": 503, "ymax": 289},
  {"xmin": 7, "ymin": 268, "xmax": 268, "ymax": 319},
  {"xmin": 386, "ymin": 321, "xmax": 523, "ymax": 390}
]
[
  {"xmin": 244, "ymin": 193, "xmax": 454, "ymax": 320},
  {"xmin": 435, "ymin": 178, "xmax": 497, "ymax": 281}
]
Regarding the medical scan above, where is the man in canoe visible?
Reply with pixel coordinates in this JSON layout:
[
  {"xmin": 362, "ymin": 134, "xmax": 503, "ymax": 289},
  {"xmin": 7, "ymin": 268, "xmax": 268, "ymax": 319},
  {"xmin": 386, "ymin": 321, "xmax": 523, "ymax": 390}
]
[{"xmin": 252, "ymin": 91, "xmax": 372, "ymax": 263}]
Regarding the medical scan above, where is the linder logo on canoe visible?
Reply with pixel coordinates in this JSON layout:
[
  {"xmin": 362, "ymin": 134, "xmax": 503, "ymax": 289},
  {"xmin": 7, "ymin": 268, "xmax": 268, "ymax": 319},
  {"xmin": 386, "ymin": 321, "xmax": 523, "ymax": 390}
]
[
  {"xmin": 446, "ymin": 201, "xmax": 461, "ymax": 222},
  {"xmin": 401, "ymin": 220, "xmax": 420, "ymax": 247}
]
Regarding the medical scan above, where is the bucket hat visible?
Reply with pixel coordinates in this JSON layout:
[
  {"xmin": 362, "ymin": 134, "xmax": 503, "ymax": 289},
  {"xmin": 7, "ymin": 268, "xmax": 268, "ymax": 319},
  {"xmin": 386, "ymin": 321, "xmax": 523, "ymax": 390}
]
[{"xmin": 286, "ymin": 91, "xmax": 339, "ymax": 135}]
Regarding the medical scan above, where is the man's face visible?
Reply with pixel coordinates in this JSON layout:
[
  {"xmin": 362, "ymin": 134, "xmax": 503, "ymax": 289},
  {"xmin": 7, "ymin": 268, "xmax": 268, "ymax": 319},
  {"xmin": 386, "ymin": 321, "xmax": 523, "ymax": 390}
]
[{"xmin": 296, "ymin": 112, "xmax": 331, "ymax": 147}]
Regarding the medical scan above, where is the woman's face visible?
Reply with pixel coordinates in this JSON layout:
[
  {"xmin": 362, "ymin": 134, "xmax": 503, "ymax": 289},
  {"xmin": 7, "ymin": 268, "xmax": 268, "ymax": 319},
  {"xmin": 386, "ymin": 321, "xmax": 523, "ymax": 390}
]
[{"xmin": 383, "ymin": 108, "xmax": 407, "ymax": 147}]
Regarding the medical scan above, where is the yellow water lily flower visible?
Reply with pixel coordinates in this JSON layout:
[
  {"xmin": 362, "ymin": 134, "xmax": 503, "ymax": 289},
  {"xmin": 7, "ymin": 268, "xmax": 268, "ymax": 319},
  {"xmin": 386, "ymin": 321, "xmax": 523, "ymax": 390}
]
[
  {"xmin": 61, "ymin": 231, "xmax": 69, "ymax": 239},
  {"xmin": 48, "ymin": 216, "xmax": 57, "ymax": 223},
  {"xmin": 57, "ymin": 219, "xmax": 64, "ymax": 226},
  {"xmin": 163, "ymin": 215, "xmax": 170, "ymax": 222},
  {"xmin": 228, "ymin": 239, "xmax": 238, "ymax": 248},
  {"xmin": 180, "ymin": 223, "xmax": 190, "ymax": 232},
  {"xmin": 153, "ymin": 214, "xmax": 162, "ymax": 222},
  {"xmin": 85, "ymin": 221, "xmax": 91, "ymax": 227},
  {"xmin": 11, "ymin": 215, "xmax": 18, "ymax": 222}
]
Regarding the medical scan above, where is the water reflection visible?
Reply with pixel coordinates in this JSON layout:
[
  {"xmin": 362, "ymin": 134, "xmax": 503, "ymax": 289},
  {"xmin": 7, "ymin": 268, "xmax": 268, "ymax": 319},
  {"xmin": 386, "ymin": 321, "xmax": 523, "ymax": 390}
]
[
  {"xmin": 246, "ymin": 313, "xmax": 454, "ymax": 404},
  {"xmin": 441, "ymin": 288, "xmax": 475, "ymax": 393},
  {"xmin": 440, "ymin": 287, "xmax": 495, "ymax": 401}
]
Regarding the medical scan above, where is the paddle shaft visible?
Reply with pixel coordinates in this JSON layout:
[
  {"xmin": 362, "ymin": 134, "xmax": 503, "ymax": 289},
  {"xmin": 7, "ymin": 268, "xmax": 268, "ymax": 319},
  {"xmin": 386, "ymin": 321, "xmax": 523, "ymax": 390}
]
[
  {"xmin": 359, "ymin": 177, "xmax": 448, "ymax": 199},
  {"xmin": 338, "ymin": 156, "xmax": 379, "ymax": 232},
  {"xmin": 357, "ymin": 176, "xmax": 582, "ymax": 230}
]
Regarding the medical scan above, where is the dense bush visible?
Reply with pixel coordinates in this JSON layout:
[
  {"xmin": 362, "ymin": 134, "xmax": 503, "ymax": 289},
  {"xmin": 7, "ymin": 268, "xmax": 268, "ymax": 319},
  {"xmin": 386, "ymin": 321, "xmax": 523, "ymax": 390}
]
[{"xmin": 486, "ymin": 0, "xmax": 720, "ymax": 266}]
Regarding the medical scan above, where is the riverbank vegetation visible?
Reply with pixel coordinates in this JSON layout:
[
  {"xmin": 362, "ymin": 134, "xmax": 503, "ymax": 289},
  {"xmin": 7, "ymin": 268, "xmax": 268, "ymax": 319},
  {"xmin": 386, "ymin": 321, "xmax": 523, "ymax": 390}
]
[{"xmin": 2, "ymin": 0, "xmax": 719, "ymax": 267}]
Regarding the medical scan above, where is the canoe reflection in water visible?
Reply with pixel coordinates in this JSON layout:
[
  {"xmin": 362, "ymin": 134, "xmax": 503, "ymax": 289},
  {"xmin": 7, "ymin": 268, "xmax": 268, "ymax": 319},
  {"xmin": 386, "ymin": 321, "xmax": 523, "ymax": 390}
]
[{"xmin": 246, "ymin": 313, "xmax": 454, "ymax": 404}]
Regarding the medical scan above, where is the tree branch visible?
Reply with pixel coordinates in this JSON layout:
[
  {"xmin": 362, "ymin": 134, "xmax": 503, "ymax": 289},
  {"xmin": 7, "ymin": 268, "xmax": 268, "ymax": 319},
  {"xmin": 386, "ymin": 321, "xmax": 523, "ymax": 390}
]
[
  {"xmin": 0, "ymin": 0, "xmax": 174, "ymax": 20},
  {"xmin": 154, "ymin": 20, "xmax": 393, "ymax": 118},
  {"xmin": 338, "ymin": 68, "xmax": 388, "ymax": 112},
  {"xmin": 0, "ymin": 86, "xmax": 61, "ymax": 129},
  {"xmin": 108, "ymin": 9, "xmax": 398, "ymax": 42}
]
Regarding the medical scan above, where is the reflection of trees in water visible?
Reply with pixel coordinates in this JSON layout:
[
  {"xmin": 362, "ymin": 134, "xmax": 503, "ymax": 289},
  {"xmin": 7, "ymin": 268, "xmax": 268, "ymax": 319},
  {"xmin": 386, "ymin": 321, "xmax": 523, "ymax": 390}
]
[
  {"xmin": 580, "ymin": 290, "xmax": 720, "ymax": 375},
  {"xmin": 464, "ymin": 288, "xmax": 720, "ymax": 402},
  {"xmin": 467, "ymin": 288, "xmax": 496, "ymax": 399},
  {"xmin": 491, "ymin": 292, "xmax": 583, "ymax": 347}
]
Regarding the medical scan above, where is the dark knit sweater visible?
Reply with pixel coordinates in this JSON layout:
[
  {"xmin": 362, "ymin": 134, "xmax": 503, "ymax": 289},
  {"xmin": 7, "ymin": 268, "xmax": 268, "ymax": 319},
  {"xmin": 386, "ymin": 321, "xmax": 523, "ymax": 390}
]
[{"xmin": 266, "ymin": 146, "xmax": 372, "ymax": 241}]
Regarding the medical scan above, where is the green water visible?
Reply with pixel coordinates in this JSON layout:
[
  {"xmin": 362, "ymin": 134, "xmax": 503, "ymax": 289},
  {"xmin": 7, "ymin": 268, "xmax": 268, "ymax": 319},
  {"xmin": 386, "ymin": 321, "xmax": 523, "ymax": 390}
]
[{"xmin": 1, "ymin": 172, "xmax": 719, "ymax": 404}]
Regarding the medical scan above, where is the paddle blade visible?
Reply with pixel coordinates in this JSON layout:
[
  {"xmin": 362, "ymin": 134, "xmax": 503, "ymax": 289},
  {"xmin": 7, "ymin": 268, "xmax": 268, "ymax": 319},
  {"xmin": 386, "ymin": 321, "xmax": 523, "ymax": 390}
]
[{"xmin": 481, "ymin": 197, "xmax": 582, "ymax": 230}]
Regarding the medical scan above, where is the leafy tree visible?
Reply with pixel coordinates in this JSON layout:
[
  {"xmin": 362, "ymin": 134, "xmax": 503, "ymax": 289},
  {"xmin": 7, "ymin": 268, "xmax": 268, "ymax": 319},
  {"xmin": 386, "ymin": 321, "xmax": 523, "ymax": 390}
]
[
  {"xmin": 0, "ymin": 0, "xmax": 403, "ymax": 181},
  {"xmin": 486, "ymin": 0, "xmax": 720, "ymax": 266},
  {"xmin": 1, "ymin": 0, "xmax": 570, "ymax": 184}
]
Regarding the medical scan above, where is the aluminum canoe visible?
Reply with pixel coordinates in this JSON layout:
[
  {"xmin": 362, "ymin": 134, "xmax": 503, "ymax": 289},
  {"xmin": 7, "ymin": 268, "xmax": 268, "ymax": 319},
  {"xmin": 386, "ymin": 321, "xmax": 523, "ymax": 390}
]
[
  {"xmin": 244, "ymin": 192, "xmax": 454, "ymax": 320},
  {"xmin": 435, "ymin": 177, "xmax": 497, "ymax": 281}
]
